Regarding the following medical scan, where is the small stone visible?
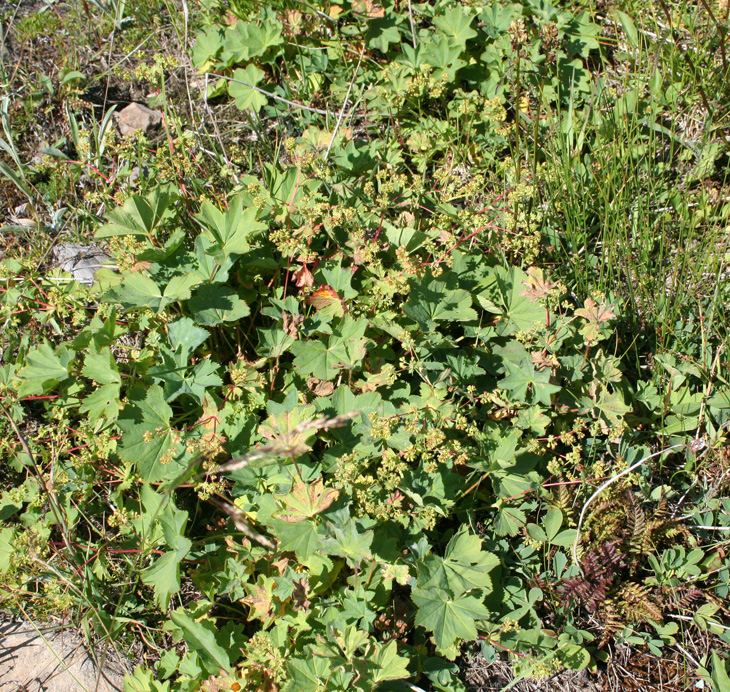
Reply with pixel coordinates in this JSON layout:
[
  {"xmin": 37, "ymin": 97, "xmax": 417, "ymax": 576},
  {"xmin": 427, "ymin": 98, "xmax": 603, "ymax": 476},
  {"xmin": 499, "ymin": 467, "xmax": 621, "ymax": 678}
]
[
  {"xmin": 9, "ymin": 203, "xmax": 36, "ymax": 228},
  {"xmin": 53, "ymin": 243, "xmax": 113, "ymax": 284},
  {"xmin": 0, "ymin": 22, "xmax": 10, "ymax": 62},
  {"xmin": 116, "ymin": 102, "xmax": 162, "ymax": 136}
]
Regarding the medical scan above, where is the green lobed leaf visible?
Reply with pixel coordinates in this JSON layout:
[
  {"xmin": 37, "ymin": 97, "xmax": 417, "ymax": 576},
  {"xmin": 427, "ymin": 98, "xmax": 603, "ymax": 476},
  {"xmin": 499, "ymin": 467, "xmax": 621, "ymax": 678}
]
[
  {"xmin": 417, "ymin": 528, "xmax": 499, "ymax": 596},
  {"xmin": 477, "ymin": 266, "xmax": 546, "ymax": 335},
  {"xmin": 167, "ymin": 317, "xmax": 210, "ymax": 354},
  {"xmin": 191, "ymin": 26, "xmax": 223, "ymax": 69},
  {"xmin": 404, "ymin": 276, "xmax": 477, "ymax": 328},
  {"xmin": 79, "ymin": 383, "xmax": 121, "ymax": 427},
  {"xmin": 169, "ymin": 608, "xmax": 231, "ymax": 674},
  {"xmin": 141, "ymin": 551, "xmax": 186, "ymax": 611},
  {"xmin": 229, "ymin": 65, "xmax": 268, "ymax": 112},
  {"xmin": 366, "ymin": 17, "xmax": 402, "ymax": 53},
  {"xmin": 197, "ymin": 195, "xmax": 266, "ymax": 260},
  {"xmin": 16, "ymin": 342, "xmax": 74, "ymax": 397},
  {"xmin": 81, "ymin": 347, "xmax": 121, "ymax": 385},
  {"xmin": 141, "ymin": 500, "xmax": 193, "ymax": 610},
  {"xmin": 286, "ymin": 656, "xmax": 331, "ymax": 692},
  {"xmin": 500, "ymin": 359, "xmax": 560, "ymax": 406},
  {"xmin": 269, "ymin": 519, "xmax": 323, "ymax": 561},
  {"xmin": 117, "ymin": 385, "xmax": 186, "ymax": 482},
  {"xmin": 96, "ymin": 185, "xmax": 177, "ymax": 238},
  {"xmin": 322, "ymin": 520, "xmax": 374, "ymax": 567},
  {"xmin": 412, "ymin": 587, "xmax": 491, "ymax": 658},
  {"xmin": 370, "ymin": 640, "xmax": 410, "ymax": 683},
  {"xmin": 149, "ymin": 350, "xmax": 223, "ymax": 403},
  {"xmin": 106, "ymin": 272, "xmax": 202, "ymax": 313},
  {"xmin": 187, "ymin": 285, "xmax": 250, "ymax": 326},
  {"xmin": 244, "ymin": 20, "xmax": 283, "ymax": 59},
  {"xmin": 493, "ymin": 506, "xmax": 526, "ymax": 537},
  {"xmin": 433, "ymin": 7, "xmax": 477, "ymax": 48},
  {"xmin": 221, "ymin": 22, "xmax": 251, "ymax": 63},
  {"xmin": 291, "ymin": 338, "xmax": 349, "ymax": 380}
]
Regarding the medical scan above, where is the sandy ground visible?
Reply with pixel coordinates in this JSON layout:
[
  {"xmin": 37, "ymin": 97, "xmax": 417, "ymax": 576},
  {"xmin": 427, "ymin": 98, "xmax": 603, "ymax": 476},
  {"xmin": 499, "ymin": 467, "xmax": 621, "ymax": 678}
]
[{"xmin": 0, "ymin": 619, "xmax": 130, "ymax": 692}]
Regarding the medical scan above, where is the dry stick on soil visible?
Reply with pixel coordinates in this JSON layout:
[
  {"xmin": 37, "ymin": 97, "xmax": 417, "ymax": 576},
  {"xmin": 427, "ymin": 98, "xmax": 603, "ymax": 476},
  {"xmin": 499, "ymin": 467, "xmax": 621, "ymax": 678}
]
[
  {"xmin": 407, "ymin": 0, "xmax": 417, "ymax": 48},
  {"xmin": 209, "ymin": 411, "xmax": 359, "ymax": 549},
  {"xmin": 655, "ymin": 0, "xmax": 729, "ymax": 145},
  {"xmin": 208, "ymin": 73, "xmax": 337, "ymax": 117},
  {"xmin": 571, "ymin": 443, "xmax": 687, "ymax": 572},
  {"xmin": 213, "ymin": 411, "xmax": 359, "ymax": 474},
  {"xmin": 0, "ymin": 401, "xmax": 76, "ymax": 560},
  {"xmin": 324, "ymin": 44, "xmax": 365, "ymax": 161},
  {"xmin": 207, "ymin": 496, "xmax": 277, "ymax": 551},
  {"xmin": 200, "ymin": 75, "xmax": 239, "ymax": 184}
]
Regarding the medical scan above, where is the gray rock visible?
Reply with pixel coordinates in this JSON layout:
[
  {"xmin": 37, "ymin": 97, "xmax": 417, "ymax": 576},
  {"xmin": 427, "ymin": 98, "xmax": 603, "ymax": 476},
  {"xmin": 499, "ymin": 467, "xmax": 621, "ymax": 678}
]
[
  {"xmin": 53, "ymin": 243, "xmax": 112, "ymax": 285},
  {"xmin": 0, "ymin": 619, "xmax": 130, "ymax": 692},
  {"xmin": 0, "ymin": 23, "xmax": 10, "ymax": 63},
  {"xmin": 116, "ymin": 102, "xmax": 162, "ymax": 137}
]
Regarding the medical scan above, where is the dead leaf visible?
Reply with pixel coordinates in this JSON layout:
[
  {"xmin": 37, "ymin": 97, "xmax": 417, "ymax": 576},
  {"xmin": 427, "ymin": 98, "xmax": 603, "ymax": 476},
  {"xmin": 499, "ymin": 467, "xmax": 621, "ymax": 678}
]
[
  {"xmin": 357, "ymin": 363, "xmax": 395, "ymax": 392},
  {"xmin": 243, "ymin": 580, "xmax": 276, "ymax": 621},
  {"xmin": 531, "ymin": 351, "xmax": 556, "ymax": 371},
  {"xmin": 130, "ymin": 260, "xmax": 152, "ymax": 273},
  {"xmin": 292, "ymin": 576, "xmax": 311, "ymax": 611},
  {"xmin": 272, "ymin": 557, "xmax": 289, "ymax": 575},
  {"xmin": 284, "ymin": 9, "xmax": 303, "ymax": 36},
  {"xmin": 575, "ymin": 298, "xmax": 616, "ymax": 343},
  {"xmin": 8, "ymin": 216, "xmax": 35, "ymax": 228},
  {"xmin": 293, "ymin": 263, "xmax": 314, "ymax": 288},
  {"xmin": 353, "ymin": 0, "xmax": 385, "ymax": 17},
  {"xmin": 282, "ymin": 312, "xmax": 304, "ymax": 338},
  {"xmin": 275, "ymin": 477, "xmax": 340, "ymax": 523},
  {"xmin": 575, "ymin": 297, "xmax": 616, "ymax": 324},
  {"xmin": 306, "ymin": 284, "xmax": 340, "ymax": 310},
  {"xmin": 521, "ymin": 266, "xmax": 558, "ymax": 301},
  {"xmin": 307, "ymin": 377, "xmax": 335, "ymax": 397}
]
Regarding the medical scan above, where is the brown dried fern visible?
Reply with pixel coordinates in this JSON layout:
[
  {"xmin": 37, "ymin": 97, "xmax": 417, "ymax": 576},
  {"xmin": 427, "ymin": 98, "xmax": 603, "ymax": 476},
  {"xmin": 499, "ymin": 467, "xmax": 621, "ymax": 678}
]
[
  {"xmin": 615, "ymin": 581, "xmax": 663, "ymax": 624},
  {"xmin": 626, "ymin": 490, "xmax": 649, "ymax": 555},
  {"xmin": 549, "ymin": 479, "xmax": 575, "ymax": 522},
  {"xmin": 558, "ymin": 540, "xmax": 624, "ymax": 613}
]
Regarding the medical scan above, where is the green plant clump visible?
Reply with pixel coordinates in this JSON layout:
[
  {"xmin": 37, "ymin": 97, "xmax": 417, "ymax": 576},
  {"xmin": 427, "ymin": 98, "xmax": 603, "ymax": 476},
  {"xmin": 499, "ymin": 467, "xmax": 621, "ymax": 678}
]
[{"xmin": 1, "ymin": 0, "xmax": 730, "ymax": 690}]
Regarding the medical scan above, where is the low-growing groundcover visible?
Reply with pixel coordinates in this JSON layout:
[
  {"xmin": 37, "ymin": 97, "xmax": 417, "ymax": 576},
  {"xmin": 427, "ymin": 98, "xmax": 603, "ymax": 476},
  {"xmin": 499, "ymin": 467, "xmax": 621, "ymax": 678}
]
[{"xmin": 1, "ymin": 0, "xmax": 730, "ymax": 690}]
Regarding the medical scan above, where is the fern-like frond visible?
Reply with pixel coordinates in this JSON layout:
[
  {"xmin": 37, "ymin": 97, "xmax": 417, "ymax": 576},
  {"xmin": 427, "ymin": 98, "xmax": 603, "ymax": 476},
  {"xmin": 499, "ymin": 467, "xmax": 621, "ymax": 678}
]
[
  {"xmin": 585, "ymin": 495, "xmax": 626, "ymax": 545},
  {"xmin": 558, "ymin": 541, "xmax": 625, "ymax": 613},
  {"xmin": 550, "ymin": 480, "xmax": 574, "ymax": 521},
  {"xmin": 626, "ymin": 490, "xmax": 648, "ymax": 554},
  {"xmin": 615, "ymin": 582, "xmax": 663, "ymax": 623},
  {"xmin": 674, "ymin": 586, "xmax": 704, "ymax": 613},
  {"xmin": 598, "ymin": 601, "xmax": 625, "ymax": 642}
]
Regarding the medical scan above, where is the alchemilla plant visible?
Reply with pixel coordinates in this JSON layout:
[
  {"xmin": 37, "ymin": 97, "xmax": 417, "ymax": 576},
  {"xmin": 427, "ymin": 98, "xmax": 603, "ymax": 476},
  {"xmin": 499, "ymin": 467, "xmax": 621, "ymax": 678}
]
[{"xmin": 1, "ymin": 0, "xmax": 730, "ymax": 690}]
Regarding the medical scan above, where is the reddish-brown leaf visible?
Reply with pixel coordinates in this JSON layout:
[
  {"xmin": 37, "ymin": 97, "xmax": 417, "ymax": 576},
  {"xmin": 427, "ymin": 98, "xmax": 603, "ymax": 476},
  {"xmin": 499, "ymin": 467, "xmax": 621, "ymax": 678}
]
[
  {"xmin": 292, "ymin": 264, "xmax": 314, "ymax": 288},
  {"xmin": 275, "ymin": 477, "xmax": 340, "ymax": 523},
  {"xmin": 306, "ymin": 284, "xmax": 341, "ymax": 310}
]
